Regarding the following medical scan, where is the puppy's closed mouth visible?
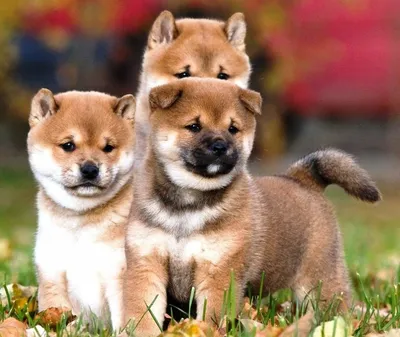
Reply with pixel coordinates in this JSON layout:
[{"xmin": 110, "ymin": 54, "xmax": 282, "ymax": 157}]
[
  {"xmin": 184, "ymin": 160, "xmax": 236, "ymax": 178},
  {"xmin": 67, "ymin": 183, "xmax": 105, "ymax": 190}
]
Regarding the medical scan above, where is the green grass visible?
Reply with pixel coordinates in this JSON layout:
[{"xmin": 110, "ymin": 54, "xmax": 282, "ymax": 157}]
[
  {"xmin": 0, "ymin": 166, "xmax": 36, "ymax": 285},
  {"xmin": 328, "ymin": 185, "xmax": 400, "ymax": 278},
  {"xmin": 0, "ymin": 166, "xmax": 399, "ymax": 336}
]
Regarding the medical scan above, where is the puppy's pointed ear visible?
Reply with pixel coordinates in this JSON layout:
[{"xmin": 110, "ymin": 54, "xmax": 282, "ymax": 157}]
[
  {"xmin": 239, "ymin": 88, "xmax": 262, "ymax": 115},
  {"xmin": 224, "ymin": 13, "xmax": 247, "ymax": 51},
  {"xmin": 29, "ymin": 88, "xmax": 58, "ymax": 128},
  {"xmin": 149, "ymin": 84, "xmax": 183, "ymax": 111},
  {"xmin": 114, "ymin": 94, "xmax": 135, "ymax": 125},
  {"xmin": 148, "ymin": 10, "xmax": 178, "ymax": 50}
]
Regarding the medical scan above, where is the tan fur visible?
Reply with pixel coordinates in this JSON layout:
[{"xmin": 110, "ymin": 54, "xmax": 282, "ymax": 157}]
[
  {"xmin": 286, "ymin": 149, "xmax": 381, "ymax": 202},
  {"xmin": 135, "ymin": 11, "xmax": 251, "ymax": 165},
  {"xmin": 27, "ymin": 89, "xmax": 136, "ymax": 332},
  {"xmin": 124, "ymin": 79, "xmax": 381, "ymax": 336}
]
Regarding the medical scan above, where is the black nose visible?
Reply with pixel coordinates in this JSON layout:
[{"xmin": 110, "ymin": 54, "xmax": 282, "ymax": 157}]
[
  {"xmin": 80, "ymin": 162, "xmax": 99, "ymax": 180},
  {"xmin": 210, "ymin": 140, "xmax": 228, "ymax": 156}
]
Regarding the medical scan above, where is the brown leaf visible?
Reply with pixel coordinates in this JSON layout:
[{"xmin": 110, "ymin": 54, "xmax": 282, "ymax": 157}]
[
  {"xmin": 35, "ymin": 307, "xmax": 75, "ymax": 329},
  {"xmin": 0, "ymin": 317, "xmax": 27, "ymax": 337}
]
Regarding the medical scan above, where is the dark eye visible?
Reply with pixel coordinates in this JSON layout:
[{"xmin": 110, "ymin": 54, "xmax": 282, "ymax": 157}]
[
  {"xmin": 60, "ymin": 141, "xmax": 75, "ymax": 152},
  {"xmin": 228, "ymin": 125, "xmax": 239, "ymax": 135},
  {"xmin": 217, "ymin": 72, "xmax": 230, "ymax": 80},
  {"xmin": 103, "ymin": 144, "xmax": 115, "ymax": 153},
  {"xmin": 175, "ymin": 71, "xmax": 191, "ymax": 79},
  {"xmin": 185, "ymin": 123, "xmax": 202, "ymax": 133}
]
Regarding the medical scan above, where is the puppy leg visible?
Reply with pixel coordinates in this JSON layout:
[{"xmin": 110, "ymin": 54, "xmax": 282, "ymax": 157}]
[
  {"xmin": 287, "ymin": 272, "xmax": 350, "ymax": 337},
  {"xmin": 294, "ymin": 262, "xmax": 351, "ymax": 313},
  {"xmin": 106, "ymin": 276, "xmax": 125, "ymax": 333},
  {"xmin": 195, "ymin": 264, "xmax": 246, "ymax": 326},
  {"xmin": 124, "ymin": 255, "xmax": 168, "ymax": 337},
  {"xmin": 103, "ymin": 246, "xmax": 127, "ymax": 333},
  {"xmin": 37, "ymin": 268, "xmax": 72, "ymax": 311}
]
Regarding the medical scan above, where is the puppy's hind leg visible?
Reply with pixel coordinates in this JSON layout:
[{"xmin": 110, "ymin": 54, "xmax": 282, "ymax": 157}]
[
  {"xmin": 293, "ymin": 256, "xmax": 351, "ymax": 315},
  {"xmin": 288, "ymin": 256, "xmax": 351, "ymax": 337}
]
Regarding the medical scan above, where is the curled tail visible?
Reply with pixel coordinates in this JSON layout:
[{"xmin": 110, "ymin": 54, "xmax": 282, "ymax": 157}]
[{"xmin": 286, "ymin": 148, "xmax": 381, "ymax": 202}]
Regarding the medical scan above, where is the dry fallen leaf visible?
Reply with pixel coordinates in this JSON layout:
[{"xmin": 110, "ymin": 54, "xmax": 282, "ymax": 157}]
[
  {"xmin": 0, "ymin": 284, "xmax": 37, "ymax": 308},
  {"xmin": 0, "ymin": 317, "xmax": 27, "ymax": 337},
  {"xmin": 11, "ymin": 284, "xmax": 37, "ymax": 313},
  {"xmin": 367, "ymin": 329, "xmax": 400, "ymax": 337},
  {"xmin": 280, "ymin": 313, "xmax": 314, "ymax": 337},
  {"xmin": 36, "ymin": 307, "xmax": 75, "ymax": 329},
  {"xmin": 354, "ymin": 304, "xmax": 392, "ymax": 324}
]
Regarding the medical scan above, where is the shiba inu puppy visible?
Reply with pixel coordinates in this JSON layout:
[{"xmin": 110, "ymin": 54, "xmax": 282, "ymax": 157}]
[
  {"xmin": 123, "ymin": 79, "xmax": 381, "ymax": 336},
  {"xmin": 27, "ymin": 89, "xmax": 136, "ymax": 332},
  {"xmin": 135, "ymin": 10, "xmax": 251, "ymax": 163}
]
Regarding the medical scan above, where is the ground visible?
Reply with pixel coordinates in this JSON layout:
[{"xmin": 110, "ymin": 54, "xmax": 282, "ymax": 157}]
[{"xmin": 0, "ymin": 165, "xmax": 399, "ymax": 336}]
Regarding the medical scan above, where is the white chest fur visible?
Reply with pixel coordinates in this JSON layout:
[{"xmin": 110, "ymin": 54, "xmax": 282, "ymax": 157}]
[
  {"xmin": 128, "ymin": 220, "xmax": 236, "ymax": 266},
  {"xmin": 35, "ymin": 208, "xmax": 126, "ymax": 319}
]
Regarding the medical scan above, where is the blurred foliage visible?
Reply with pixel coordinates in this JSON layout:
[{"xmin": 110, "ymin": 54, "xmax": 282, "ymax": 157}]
[{"xmin": 0, "ymin": 0, "xmax": 375, "ymax": 158}]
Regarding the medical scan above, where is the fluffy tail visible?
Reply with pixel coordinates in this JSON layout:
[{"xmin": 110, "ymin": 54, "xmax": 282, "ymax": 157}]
[{"xmin": 285, "ymin": 148, "xmax": 381, "ymax": 202}]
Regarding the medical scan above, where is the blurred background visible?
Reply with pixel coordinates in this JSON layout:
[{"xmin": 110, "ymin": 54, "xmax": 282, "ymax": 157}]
[{"xmin": 0, "ymin": 0, "xmax": 399, "ymax": 288}]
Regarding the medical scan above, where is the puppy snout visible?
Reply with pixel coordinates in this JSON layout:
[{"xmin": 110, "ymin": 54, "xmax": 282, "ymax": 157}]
[
  {"xmin": 80, "ymin": 161, "xmax": 99, "ymax": 180},
  {"xmin": 209, "ymin": 140, "xmax": 228, "ymax": 156}
]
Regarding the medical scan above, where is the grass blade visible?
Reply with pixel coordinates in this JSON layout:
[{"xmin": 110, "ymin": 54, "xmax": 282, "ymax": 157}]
[{"xmin": 188, "ymin": 287, "xmax": 196, "ymax": 319}]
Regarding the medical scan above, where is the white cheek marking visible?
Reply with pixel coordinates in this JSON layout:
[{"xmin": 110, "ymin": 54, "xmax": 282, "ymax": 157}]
[
  {"xmin": 28, "ymin": 145, "xmax": 63, "ymax": 179},
  {"xmin": 118, "ymin": 151, "xmax": 135, "ymax": 175},
  {"xmin": 155, "ymin": 132, "xmax": 179, "ymax": 161},
  {"xmin": 242, "ymin": 134, "xmax": 254, "ymax": 160}
]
